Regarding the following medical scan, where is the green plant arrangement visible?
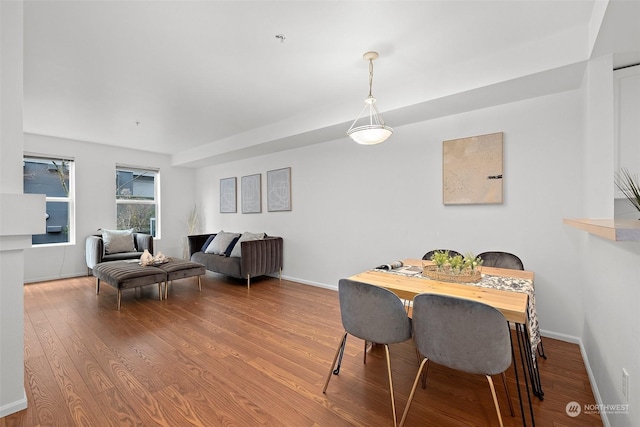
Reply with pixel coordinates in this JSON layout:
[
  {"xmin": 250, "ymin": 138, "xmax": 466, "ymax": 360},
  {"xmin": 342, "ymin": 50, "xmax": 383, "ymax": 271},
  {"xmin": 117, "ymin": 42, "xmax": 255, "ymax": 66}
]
[
  {"xmin": 423, "ymin": 250, "xmax": 483, "ymax": 283},
  {"xmin": 615, "ymin": 168, "xmax": 640, "ymax": 215}
]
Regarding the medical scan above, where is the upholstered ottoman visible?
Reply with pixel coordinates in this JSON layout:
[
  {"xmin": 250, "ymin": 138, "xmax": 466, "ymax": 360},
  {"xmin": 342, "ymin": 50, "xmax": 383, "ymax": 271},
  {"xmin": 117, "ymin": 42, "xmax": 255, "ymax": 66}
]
[
  {"xmin": 156, "ymin": 258, "xmax": 206, "ymax": 299},
  {"xmin": 93, "ymin": 261, "xmax": 167, "ymax": 310}
]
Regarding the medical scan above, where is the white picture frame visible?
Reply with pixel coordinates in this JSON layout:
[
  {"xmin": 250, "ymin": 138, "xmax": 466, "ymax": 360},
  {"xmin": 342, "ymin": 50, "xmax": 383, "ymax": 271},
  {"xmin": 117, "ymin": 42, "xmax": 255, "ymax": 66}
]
[
  {"xmin": 267, "ymin": 167, "xmax": 291, "ymax": 212},
  {"xmin": 241, "ymin": 173, "xmax": 262, "ymax": 214},
  {"xmin": 219, "ymin": 177, "xmax": 237, "ymax": 213}
]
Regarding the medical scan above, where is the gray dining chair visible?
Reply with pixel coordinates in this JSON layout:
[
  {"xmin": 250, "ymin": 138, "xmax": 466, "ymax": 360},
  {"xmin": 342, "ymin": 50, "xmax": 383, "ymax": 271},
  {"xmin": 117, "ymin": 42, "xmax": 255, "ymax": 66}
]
[
  {"xmin": 399, "ymin": 293, "xmax": 515, "ymax": 427},
  {"xmin": 477, "ymin": 251, "xmax": 524, "ymax": 270},
  {"xmin": 422, "ymin": 249, "xmax": 462, "ymax": 260},
  {"xmin": 323, "ymin": 279, "xmax": 412, "ymax": 427}
]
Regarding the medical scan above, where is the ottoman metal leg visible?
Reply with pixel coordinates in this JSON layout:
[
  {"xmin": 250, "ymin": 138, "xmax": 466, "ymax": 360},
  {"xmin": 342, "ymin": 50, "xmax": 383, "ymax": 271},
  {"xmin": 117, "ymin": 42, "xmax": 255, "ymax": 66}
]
[
  {"xmin": 117, "ymin": 289, "xmax": 122, "ymax": 311},
  {"xmin": 96, "ymin": 278, "xmax": 100, "ymax": 295},
  {"xmin": 198, "ymin": 276, "xmax": 202, "ymax": 292}
]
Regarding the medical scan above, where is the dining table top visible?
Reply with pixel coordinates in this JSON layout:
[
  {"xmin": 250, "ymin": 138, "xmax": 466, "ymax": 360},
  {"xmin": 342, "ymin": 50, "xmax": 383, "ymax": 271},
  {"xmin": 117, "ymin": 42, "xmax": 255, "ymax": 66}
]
[{"xmin": 348, "ymin": 258, "xmax": 533, "ymax": 324}]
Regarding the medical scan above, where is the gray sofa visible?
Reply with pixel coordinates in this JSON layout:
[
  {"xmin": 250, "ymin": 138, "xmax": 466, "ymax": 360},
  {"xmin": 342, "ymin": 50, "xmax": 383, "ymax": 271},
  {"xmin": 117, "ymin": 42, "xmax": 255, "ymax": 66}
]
[
  {"xmin": 188, "ymin": 233, "xmax": 283, "ymax": 288},
  {"xmin": 85, "ymin": 232, "xmax": 154, "ymax": 274}
]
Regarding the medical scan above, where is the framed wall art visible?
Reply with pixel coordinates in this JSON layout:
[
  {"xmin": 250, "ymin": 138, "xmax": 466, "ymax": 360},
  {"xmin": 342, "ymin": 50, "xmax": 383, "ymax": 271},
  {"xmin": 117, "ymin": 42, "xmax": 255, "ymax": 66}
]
[
  {"xmin": 219, "ymin": 177, "xmax": 237, "ymax": 213},
  {"xmin": 267, "ymin": 167, "xmax": 291, "ymax": 212},
  {"xmin": 442, "ymin": 132, "xmax": 503, "ymax": 205},
  {"xmin": 241, "ymin": 173, "xmax": 262, "ymax": 214}
]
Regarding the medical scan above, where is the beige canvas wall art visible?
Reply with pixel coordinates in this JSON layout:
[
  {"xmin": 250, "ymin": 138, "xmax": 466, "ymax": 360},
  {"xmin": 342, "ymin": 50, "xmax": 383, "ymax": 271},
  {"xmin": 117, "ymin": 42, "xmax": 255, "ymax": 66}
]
[{"xmin": 442, "ymin": 132, "xmax": 503, "ymax": 205}]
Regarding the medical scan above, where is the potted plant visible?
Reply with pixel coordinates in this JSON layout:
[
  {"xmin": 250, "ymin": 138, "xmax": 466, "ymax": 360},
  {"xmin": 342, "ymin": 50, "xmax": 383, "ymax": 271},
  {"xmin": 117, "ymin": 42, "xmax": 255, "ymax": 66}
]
[
  {"xmin": 424, "ymin": 251, "xmax": 483, "ymax": 283},
  {"xmin": 615, "ymin": 168, "xmax": 640, "ymax": 216}
]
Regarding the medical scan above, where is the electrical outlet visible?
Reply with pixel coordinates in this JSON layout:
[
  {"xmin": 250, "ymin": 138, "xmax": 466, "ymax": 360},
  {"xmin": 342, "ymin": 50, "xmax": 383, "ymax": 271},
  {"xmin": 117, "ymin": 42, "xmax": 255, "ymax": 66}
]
[{"xmin": 622, "ymin": 368, "xmax": 630, "ymax": 402}]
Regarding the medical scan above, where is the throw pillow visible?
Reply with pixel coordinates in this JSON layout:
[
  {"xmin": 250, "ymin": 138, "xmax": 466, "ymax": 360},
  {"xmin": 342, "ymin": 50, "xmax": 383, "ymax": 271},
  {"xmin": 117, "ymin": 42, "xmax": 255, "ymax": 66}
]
[
  {"xmin": 204, "ymin": 231, "xmax": 240, "ymax": 255},
  {"xmin": 229, "ymin": 232, "xmax": 265, "ymax": 258},
  {"xmin": 224, "ymin": 236, "xmax": 240, "ymax": 257},
  {"xmin": 200, "ymin": 235, "xmax": 215, "ymax": 252},
  {"xmin": 102, "ymin": 228, "xmax": 135, "ymax": 254}
]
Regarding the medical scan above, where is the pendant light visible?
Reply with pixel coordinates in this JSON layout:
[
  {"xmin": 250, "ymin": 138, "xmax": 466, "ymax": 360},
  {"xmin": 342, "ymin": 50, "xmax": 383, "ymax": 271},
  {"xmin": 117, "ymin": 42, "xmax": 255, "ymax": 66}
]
[{"xmin": 347, "ymin": 51, "xmax": 393, "ymax": 145}]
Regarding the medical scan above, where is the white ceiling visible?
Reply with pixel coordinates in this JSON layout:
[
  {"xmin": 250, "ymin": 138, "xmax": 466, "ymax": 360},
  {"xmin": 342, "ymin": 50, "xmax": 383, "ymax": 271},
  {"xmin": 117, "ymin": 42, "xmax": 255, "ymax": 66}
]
[{"xmin": 22, "ymin": 0, "xmax": 640, "ymax": 167}]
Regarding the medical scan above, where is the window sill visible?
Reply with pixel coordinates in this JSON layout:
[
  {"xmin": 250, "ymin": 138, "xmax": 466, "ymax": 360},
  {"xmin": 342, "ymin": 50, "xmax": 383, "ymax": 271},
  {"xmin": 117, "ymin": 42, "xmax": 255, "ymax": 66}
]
[
  {"xmin": 563, "ymin": 218, "xmax": 640, "ymax": 241},
  {"xmin": 30, "ymin": 241, "xmax": 75, "ymax": 248}
]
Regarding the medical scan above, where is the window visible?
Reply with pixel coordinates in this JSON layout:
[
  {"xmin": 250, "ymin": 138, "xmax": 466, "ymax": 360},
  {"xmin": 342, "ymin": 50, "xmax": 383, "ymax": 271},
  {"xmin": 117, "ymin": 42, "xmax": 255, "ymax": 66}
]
[
  {"xmin": 116, "ymin": 166, "xmax": 159, "ymax": 237},
  {"xmin": 23, "ymin": 156, "xmax": 75, "ymax": 245}
]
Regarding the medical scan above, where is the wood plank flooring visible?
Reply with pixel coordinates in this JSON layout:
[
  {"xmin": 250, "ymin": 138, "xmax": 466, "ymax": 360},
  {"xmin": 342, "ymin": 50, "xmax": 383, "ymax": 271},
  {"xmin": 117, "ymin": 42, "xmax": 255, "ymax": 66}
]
[{"xmin": 2, "ymin": 273, "xmax": 603, "ymax": 426}]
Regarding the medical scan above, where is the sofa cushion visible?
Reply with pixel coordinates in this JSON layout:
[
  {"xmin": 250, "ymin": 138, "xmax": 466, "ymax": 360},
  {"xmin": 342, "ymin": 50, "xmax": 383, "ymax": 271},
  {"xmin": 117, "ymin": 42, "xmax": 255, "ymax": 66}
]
[
  {"xmin": 103, "ymin": 251, "xmax": 145, "ymax": 262},
  {"xmin": 102, "ymin": 228, "xmax": 135, "ymax": 254},
  {"xmin": 229, "ymin": 232, "xmax": 265, "ymax": 258},
  {"xmin": 204, "ymin": 231, "xmax": 240, "ymax": 255},
  {"xmin": 191, "ymin": 252, "xmax": 242, "ymax": 278},
  {"xmin": 224, "ymin": 236, "xmax": 240, "ymax": 257},
  {"xmin": 200, "ymin": 234, "xmax": 216, "ymax": 252}
]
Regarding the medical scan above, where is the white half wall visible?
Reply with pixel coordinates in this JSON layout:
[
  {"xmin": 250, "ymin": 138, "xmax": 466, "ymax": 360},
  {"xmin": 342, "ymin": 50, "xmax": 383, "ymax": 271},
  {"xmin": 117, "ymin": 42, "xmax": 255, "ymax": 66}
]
[
  {"xmin": 574, "ymin": 54, "xmax": 639, "ymax": 427},
  {"xmin": 22, "ymin": 134, "xmax": 197, "ymax": 283},
  {"xmin": 1, "ymin": 0, "xmax": 30, "ymax": 417}
]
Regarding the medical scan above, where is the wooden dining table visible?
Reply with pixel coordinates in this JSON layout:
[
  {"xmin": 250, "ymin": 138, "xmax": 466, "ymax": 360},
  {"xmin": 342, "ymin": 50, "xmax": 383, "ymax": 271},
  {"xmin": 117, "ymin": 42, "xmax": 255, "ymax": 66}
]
[
  {"xmin": 349, "ymin": 258, "xmax": 541, "ymax": 426},
  {"xmin": 350, "ymin": 258, "xmax": 532, "ymax": 324}
]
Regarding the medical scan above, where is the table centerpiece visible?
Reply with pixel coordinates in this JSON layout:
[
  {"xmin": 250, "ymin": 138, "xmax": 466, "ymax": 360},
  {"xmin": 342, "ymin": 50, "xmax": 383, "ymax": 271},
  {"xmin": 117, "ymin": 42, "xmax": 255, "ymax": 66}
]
[{"xmin": 422, "ymin": 250, "xmax": 483, "ymax": 283}]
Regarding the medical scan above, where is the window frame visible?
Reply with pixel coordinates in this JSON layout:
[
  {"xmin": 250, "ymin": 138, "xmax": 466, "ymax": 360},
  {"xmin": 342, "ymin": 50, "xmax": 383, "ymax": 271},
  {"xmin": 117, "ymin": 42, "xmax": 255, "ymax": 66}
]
[
  {"xmin": 23, "ymin": 154, "xmax": 76, "ymax": 247},
  {"xmin": 115, "ymin": 165, "xmax": 160, "ymax": 238}
]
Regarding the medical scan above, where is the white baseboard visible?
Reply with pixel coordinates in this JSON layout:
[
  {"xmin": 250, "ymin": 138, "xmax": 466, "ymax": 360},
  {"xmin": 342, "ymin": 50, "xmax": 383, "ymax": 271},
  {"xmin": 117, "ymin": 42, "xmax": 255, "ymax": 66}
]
[
  {"xmin": 539, "ymin": 329, "xmax": 581, "ymax": 344},
  {"xmin": 24, "ymin": 271, "xmax": 87, "ymax": 284},
  {"xmin": 576, "ymin": 337, "xmax": 610, "ymax": 427},
  {"xmin": 0, "ymin": 388, "xmax": 27, "ymax": 418},
  {"xmin": 280, "ymin": 275, "xmax": 337, "ymax": 291}
]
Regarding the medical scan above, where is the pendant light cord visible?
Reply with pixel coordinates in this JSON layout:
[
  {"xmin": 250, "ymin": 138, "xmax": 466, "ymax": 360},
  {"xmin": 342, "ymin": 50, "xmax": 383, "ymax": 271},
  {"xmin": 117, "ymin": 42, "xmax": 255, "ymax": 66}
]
[{"xmin": 368, "ymin": 58, "xmax": 374, "ymax": 98}]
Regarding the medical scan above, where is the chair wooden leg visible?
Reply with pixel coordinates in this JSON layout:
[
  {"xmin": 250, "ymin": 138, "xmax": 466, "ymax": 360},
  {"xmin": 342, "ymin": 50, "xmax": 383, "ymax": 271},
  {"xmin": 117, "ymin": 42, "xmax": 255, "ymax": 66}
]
[
  {"xmin": 96, "ymin": 278, "xmax": 100, "ymax": 294},
  {"xmin": 384, "ymin": 344, "xmax": 400, "ymax": 427},
  {"xmin": 501, "ymin": 371, "xmax": 515, "ymax": 416},
  {"xmin": 323, "ymin": 332, "xmax": 348, "ymax": 393},
  {"xmin": 363, "ymin": 340, "xmax": 368, "ymax": 364},
  {"xmin": 158, "ymin": 283, "xmax": 162, "ymax": 301},
  {"xmin": 399, "ymin": 358, "xmax": 429, "ymax": 427},
  {"xmin": 117, "ymin": 289, "xmax": 122, "ymax": 311},
  {"xmin": 247, "ymin": 274, "xmax": 250, "ymax": 289},
  {"xmin": 486, "ymin": 375, "xmax": 505, "ymax": 427}
]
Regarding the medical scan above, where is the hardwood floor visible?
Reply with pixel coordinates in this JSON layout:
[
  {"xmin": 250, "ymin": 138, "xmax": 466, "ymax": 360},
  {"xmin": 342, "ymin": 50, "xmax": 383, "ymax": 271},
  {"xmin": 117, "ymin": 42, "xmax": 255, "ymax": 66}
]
[{"xmin": 2, "ymin": 273, "xmax": 603, "ymax": 426}]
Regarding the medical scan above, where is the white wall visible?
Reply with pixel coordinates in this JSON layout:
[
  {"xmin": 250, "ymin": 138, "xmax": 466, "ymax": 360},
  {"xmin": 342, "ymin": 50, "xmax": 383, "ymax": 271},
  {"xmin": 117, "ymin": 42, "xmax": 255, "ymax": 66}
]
[
  {"xmin": 18, "ymin": 54, "xmax": 635, "ymax": 425},
  {"xmin": 195, "ymin": 88, "xmax": 586, "ymax": 340},
  {"xmin": 23, "ymin": 133, "xmax": 197, "ymax": 283},
  {"xmin": 575, "ymin": 55, "xmax": 640, "ymax": 427},
  {"xmin": 194, "ymin": 67, "xmax": 640, "ymax": 426}
]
